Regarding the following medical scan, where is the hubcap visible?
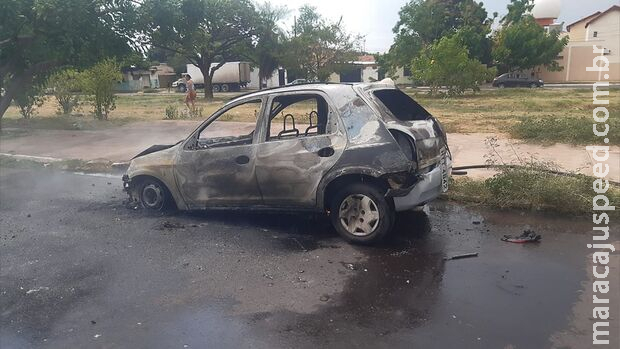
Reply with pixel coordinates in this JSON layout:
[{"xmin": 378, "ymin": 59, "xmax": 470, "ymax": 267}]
[
  {"xmin": 338, "ymin": 194, "xmax": 380, "ymax": 236},
  {"xmin": 142, "ymin": 184, "xmax": 163, "ymax": 209}
]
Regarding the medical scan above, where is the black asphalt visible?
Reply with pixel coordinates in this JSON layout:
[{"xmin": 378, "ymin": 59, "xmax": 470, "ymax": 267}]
[{"xmin": 0, "ymin": 167, "xmax": 616, "ymax": 348}]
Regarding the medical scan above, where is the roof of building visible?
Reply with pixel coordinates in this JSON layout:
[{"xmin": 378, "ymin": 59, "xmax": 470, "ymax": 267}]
[
  {"xmin": 566, "ymin": 11, "xmax": 601, "ymax": 31},
  {"xmin": 585, "ymin": 5, "xmax": 620, "ymax": 28}
]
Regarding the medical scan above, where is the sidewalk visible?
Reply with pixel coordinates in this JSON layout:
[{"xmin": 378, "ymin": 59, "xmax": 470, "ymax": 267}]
[{"xmin": 1, "ymin": 120, "xmax": 618, "ymax": 181}]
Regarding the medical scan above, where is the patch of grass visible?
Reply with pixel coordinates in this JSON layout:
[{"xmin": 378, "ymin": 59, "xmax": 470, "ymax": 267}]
[
  {"xmin": 510, "ymin": 115, "xmax": 620, "ymax": 145},
  {"xmin": 445, "ymin": 164, "xmax": 620, "ymax": 216}
]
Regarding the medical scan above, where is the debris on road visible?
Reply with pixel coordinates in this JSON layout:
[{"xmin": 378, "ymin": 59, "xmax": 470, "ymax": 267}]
[
  {"xmin": 501, "ymin": 230, "xmax": 541, "ymax": 243},
  {"xmin": 25, "ymin": 287, "xmax": 49, "ymax": 294},
  {"xmin": 320, "ymin": 294, "xmax": 330, "ymax": 302},
  {"xmin": 159, "ymin": 220, "xmax": 185, "ymax": 230},
  {"xmin": 444, "ymin": 252, "xmax": 479, "ymax": 261}
]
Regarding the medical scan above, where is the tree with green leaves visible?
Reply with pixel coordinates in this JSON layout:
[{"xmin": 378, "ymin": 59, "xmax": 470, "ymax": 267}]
[
  {"xmin": 47, "ymin": 69, "xmax": 82, "ymax": 115},
  {"xmin": 0, "ymin": 0, "xmax": 136, "ymax": 118},
  {"xmin": 249, "ymin": 3, "xmax": 288, "ymax": 89},
  {"xmin": 282, "ymin": 5, "xmax": 362, "ymax": 82},
  {"xmin": 139, "ymin": 0, "xmax": 260, "ymax": 101},
  {"xmin": 387, "ymin": 0, "xmax": 494, "ymax": 73},
  {"xmin": 493, "ymin": 4, "xmax": 568, "ymax": 73},
  {"xmin": 411, "ymin": 35, "xmax": 496, "ymax": 95}
]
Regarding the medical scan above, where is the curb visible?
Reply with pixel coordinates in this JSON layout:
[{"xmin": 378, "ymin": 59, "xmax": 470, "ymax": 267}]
[{"xmin": 0, "ymin": 153, "xmax": 129, "ymax": 172}]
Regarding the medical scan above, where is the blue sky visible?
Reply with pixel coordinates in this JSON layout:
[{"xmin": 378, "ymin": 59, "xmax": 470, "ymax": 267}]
[{"xmin": 256, "ymin": 0, "xmax": 620, "ymax": 52}]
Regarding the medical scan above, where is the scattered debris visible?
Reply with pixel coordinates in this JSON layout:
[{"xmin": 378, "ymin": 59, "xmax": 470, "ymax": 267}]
[
  {"xmin": 94, "ymin": 334, "xmax": 101, "ymax": 338},
  {"xmin": 501, "ymin": 230, "xmax": 541, "ymax": 243},
  {"xmin": 90, "ymin": 320, "xmax": 96, "ymax": 325},
  {"xmin": 472, "ymin": 220, "xmax": 481, "ymax": 225},
  {"xmin": 320, "ymin": 294, "xmax": 330, "ymax": 302},
  {"xmin": 444, "ymin": 252, "xmax": 479, "ymax": 261},
  {"xmin": 25, "ymin": 287, "xmax": 49, "ymax": 294},
  {"xmin": 342, "ymin": 263, "xmax": 356, "ymax": 271},
  {"xmin": 160, "ymin": 220, "xmax": 185, "ymax": 230},
  {"xmin": 26, "ymin": 214, "xmax": 31, "ymax": 218}
]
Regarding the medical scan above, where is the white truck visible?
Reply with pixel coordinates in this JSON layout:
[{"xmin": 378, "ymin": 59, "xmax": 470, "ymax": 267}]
[{"xmin": 173, "ymin": 62, "xmax": 251, "ymax": 92}]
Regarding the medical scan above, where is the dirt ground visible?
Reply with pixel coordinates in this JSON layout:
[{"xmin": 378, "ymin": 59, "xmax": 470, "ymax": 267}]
[{"xmin": 1, "ymin": 120, "xmax": 618, "ymax": 182}]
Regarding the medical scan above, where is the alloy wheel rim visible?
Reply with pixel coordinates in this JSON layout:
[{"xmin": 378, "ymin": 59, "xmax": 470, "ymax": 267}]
[{"xmin": 338, "ymin": 194, "xmax": 380, "ymax": 236}]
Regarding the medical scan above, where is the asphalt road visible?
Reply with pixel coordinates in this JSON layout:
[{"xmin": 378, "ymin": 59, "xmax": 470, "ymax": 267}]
[{"xmin": 1, "ymin": 167, "xmax": 618, "ymax": 348}]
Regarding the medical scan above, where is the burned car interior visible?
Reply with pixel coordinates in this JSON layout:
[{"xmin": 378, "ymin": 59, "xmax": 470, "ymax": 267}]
[{"xmin": 267, "ymin": 94, "xmax": 330, "ymax": 141}]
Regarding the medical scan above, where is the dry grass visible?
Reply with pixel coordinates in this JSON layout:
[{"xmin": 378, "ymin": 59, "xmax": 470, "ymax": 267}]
[{"xmin": 2, "ymin": 88, "xmax": 617, "ymax": 144}]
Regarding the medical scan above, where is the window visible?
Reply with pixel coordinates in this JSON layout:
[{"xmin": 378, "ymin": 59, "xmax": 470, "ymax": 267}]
[
  {"xmin": 197, "ymin": 99, "xmax": 262, "ymax": 148},
  {"xmin": 403, "ymin": 66, "xmax": 412, "ymax": 77},
  {"xmin": 266, "ymin": 94, "xmax": 330, "ymax": 141},
  {"xmin": 593, "ymin": 31, "xmax": 598, "ymax": 38},
  {"xmin": 373, "ymin": 89, "xmax": 430, "ymax": 121}
]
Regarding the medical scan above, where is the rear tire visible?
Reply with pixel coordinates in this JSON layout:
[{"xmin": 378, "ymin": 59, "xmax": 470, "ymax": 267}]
[
  {"xmin": 529, "ymin": 83, "xmax": 537, "ymax": 88},
  {"xmin": 329, "ymin": 183, "xmax": 394, "ymax": 244},
  {"xmin": 221, "ymin": 84, "xmax": 229, "ymax": 92},
  {"xmin": 212, "ymin": 84, "xmax": 221, "ymax": 93},
  {"xmin": 498, "ymin": 83, "xmax": 505, "ymax": 89}
]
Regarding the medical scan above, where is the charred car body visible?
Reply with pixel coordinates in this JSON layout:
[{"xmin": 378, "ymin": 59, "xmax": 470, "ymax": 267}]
[{"xmin": 123, "ymin": 82, "xmax": 451, "ymax": 244}]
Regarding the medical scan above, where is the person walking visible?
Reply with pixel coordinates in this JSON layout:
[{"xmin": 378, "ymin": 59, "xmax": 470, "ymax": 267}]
[{"xmin": 184, "ymin": 74, "xmax": 196, "ymax": 110}]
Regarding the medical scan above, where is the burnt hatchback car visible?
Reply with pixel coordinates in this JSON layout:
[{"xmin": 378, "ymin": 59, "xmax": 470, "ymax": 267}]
[{"xmin": 123, "ymin": 81, "xmax": 451, "ymax": 244}]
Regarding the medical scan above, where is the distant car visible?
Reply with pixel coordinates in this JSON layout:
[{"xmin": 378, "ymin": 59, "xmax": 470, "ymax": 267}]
[
  {"xmin": 492, "ymin": 73, "xmax": 544, "ymax": 88},
  {"xmin": 123, "ymin": 82, "xmax": 451, "ymax": 244}
]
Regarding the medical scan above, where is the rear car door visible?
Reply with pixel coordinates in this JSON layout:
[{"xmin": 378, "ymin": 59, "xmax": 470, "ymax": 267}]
[
  {"xmin": 254, "ymin": 92, "xmax": 346, "ymax": 207},
  {"xmin": 174, "ymin": 98, "xmax": 264, "ymax": 208}
]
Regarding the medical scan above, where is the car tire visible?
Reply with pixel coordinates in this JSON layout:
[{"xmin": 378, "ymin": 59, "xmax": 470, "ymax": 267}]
[
  {"xmin": 212, "ymin": 84, "xmax": 221, "ymax": 93},
  {"xmin": 529, "ymin": 83, "xmax": 537, "ymax": 88},
  {"xmin": 498, "ymin": 83, "xmax": 505, "ymax": 89},
  {"xmin": 178, "ymin": 84, "xmax": 187, "ymax": 93},
  {"xmin": 138, "ymin": 178, "xmax": 172, "ymax": 212},
  {"xmin": 221, "ymin": 84, "xmax": 229, "ymax": 92},
  {"xmin": 330, "ymin": 183, "xmax": 394, "ymax": 244}
]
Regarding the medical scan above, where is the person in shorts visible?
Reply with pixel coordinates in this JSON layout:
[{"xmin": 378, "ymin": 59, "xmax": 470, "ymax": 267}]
[{"xmin": 184, "ymin": 75, "xmax": 196, "ymax": 109}]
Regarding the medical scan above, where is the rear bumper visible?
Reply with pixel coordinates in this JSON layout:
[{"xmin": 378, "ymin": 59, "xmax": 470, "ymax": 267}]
[{"xmin": 393, "ymin": 154, "xmax": 451, "ymax": 211}]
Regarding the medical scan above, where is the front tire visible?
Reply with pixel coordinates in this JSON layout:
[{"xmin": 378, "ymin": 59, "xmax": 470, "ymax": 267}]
[
  {"xmin": 330, "ymin": 183, "xmax": 394, "ymax": 244},
  {"xmin": 138, "ymin": 178, "xmax": 171, "ymax": 211}
]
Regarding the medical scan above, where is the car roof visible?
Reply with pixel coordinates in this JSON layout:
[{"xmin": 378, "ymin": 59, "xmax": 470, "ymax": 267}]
[{"xmin": 226, "ymin": 82, "xmax": 397, "ymax": 106}]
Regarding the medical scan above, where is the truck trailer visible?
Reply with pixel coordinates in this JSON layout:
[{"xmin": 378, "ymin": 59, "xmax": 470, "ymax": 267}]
[{"xmin": 173, "ymin": 62, "xmax": 251, "ymax": 92}]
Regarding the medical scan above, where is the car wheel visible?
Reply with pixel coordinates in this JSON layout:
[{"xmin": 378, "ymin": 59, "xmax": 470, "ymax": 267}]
[
  {"xmin": 330, "ymin": 183, "xmax": 394, "ymax": 244},
  {"xmin": 221, "ymin": 84, "xmax": 229, "ymax": 92},
  {"xmin": 529, "ymin": 83, "xmax": 537, "ymax": 88},
  {"xmin": 212, "ymin": 84, "xmax": 221, "ymax": 93},
  {"xmin": 178, "ymin": 85, "xmax": 187, "ymax": 93},
  {"xmin": 498, "ymin": 83, "xmax": 505, "ymax": 89},
  {"xmin": 138, "ymin": 178, "xmax": 171, "ymax": 211}
]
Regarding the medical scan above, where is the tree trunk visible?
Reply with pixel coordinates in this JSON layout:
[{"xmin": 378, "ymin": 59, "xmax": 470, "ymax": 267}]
[
  {"xmin": 197, "ymin": 64, "xmax": 214, "ymax": 101},
  {"xmin": 0, "ymin": 73, "xmax": 31, "ymax": 119}
]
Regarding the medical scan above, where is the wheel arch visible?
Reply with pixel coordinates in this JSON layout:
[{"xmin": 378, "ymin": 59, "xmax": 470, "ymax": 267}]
[
  {"xmin": 319, "ymin": 171, "xmax": 390, "ymax": 212},
  {"xmin": 128, "ymin": 173, "xmax": 183, "ymax": 210}
]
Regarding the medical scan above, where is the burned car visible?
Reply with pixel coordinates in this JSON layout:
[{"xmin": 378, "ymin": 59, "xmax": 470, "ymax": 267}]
[{"xmin": 123, "ymin": 82, "xmax": 451, "ymax": 244}]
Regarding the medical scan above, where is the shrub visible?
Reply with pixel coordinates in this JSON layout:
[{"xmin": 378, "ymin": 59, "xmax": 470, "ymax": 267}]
[
  {"xmin": 411, "ymin": 35, "xmax": 496, "ymax": 96},
  {"xmin": 47, "ymin": 69, "xmax": 81, "ymax": 114},
  {"xmin": 81, "ymin": 59, "xmax": 122, "ymax": 120},
  {"xmin": 14, "ymin": 84, "xmax": 45, "ymax": 119},
  {"xmin": 164, "ymin": 104, "xmax": 178, "ymax": 119}
]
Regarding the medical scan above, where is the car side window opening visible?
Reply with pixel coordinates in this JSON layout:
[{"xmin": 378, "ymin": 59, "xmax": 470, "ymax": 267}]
[
  {"xmin": 197, "ymin": 99, "xmax": 262, "ymax": 148},
  {"xmin": 372, "ymin": 89, "xmax": 431, "ymax": 121},
  {"xmin": 266, "ymin": 94, "xmax": 330, "ymax": 141}
]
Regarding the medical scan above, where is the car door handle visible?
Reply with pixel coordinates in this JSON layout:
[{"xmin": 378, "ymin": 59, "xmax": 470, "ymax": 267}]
[
  {"xmin": 317, "ymin": 147, "xmax": 334, "ymax": 158},
  {"xmin": 235, "ymin": 155, "xmax": 250, "ymax": 164}
]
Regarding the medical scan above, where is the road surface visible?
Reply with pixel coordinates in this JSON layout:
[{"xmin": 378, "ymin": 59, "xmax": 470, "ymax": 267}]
[{"xmin": 0, "ymin": 167, "xmax": 618, "ymax": 348}]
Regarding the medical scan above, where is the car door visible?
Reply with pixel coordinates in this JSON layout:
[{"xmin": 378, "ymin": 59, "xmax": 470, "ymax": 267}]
[
  {"xmin": 174, "ymin": 98, "xmax": 265, "ymax": 208},
  {"xmin": 254, "ymin": 91, "xmax": 346, "ymax": 207}
]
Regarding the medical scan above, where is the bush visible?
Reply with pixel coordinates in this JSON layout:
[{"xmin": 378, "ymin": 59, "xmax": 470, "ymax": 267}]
[
  {"xmin": 411, "ymin": 35, "xmax": 496, "ymax": 96},
  {"xmin": 81, "ymin": 59, "xmax": 122, "ymax": 120},
  {"xmin": 164, "ymin": 104, "xmax": 178, "ymax": 119},
  {"xmin": 47, "ymin": 69, "xmax": 81, "ymax": 114},
  {"xmin": 14, "ymin": 84, "xmax": 45, "ymax": 119}
]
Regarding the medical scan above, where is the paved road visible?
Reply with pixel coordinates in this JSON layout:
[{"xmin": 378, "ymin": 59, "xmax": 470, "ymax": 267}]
[{"xmin": 1, "ymin": 167, "xmax": 618, "ymax": 348}]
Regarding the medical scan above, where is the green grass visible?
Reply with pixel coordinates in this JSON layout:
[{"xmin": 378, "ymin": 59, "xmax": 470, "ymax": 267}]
[
  {"xmin": 510, "ymin": 115, "xmax": 620, "ymax": 145},
  {"xmin": 444, "ymin": 165, "xmax": 620, "ymax": 216}
]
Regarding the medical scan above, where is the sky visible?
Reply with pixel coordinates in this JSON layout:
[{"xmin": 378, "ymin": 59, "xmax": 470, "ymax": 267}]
[{"xmin": 255, "ymin": 0, "xmax": 620, "ymax": 53}]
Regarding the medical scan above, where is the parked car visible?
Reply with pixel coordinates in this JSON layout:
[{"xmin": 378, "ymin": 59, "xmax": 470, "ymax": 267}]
[
  {"xmin": 287, "ymin": 79, "xmax": 309, "ymax": 85},
  {"xmin": 123, "ymin": 82, "xmax": 452, "ymax": 244},
  {"xmin": 492, "ymin": 73, "xmax": 544, "ymax": 88}
]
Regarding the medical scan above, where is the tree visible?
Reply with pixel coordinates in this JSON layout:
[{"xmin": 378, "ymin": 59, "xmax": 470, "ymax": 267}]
[
  {"xmin": 493, "ymin": 16, "xmax": 568, "ymax": 73},
  {"xmin": 282, "ymin": 5, "xmax": 362, "ymax": 82},
  {"xmin": 81, "ymin": 59, "xmax": 122, "ymax": 120},
  {"xmin": 139, "ymin": 0, "xmax": 260, "ymax": 101},
  {"xmin": 15, "ymin": 83, "xmax": 45, "ymax": 119},
  {"xmin": 0, "ymin": 0, "xmax": 136, "ymax": 118},
  {"xmin": 249, "ymin": 3, "xmax": 288, "ymax": 89},
  {"xmin": 411, "ymin": 35, "xmax": 496, "ymax": 95},
  {"xmin": 387, "ymin": 0, "xmax": 494, "ymax": 72},
  {"xmin": 501, "ymin": 0, "xmax": 535, "ymax": 25},
  {"xmin": 47, "ymin": 69, "xmax": 82, "ymax": 114}
]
